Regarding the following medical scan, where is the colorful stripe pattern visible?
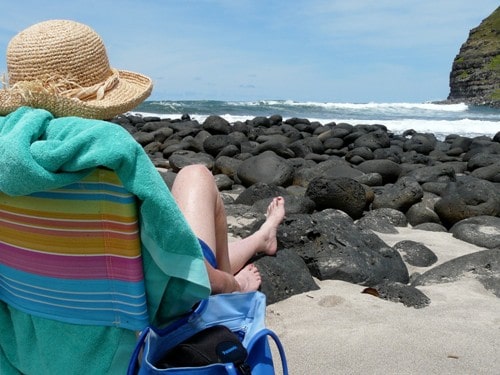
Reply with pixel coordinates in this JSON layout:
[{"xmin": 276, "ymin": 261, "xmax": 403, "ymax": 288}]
[{"xmin": 0, "ymin": 169, "xmax": 149, "ymax": 330}]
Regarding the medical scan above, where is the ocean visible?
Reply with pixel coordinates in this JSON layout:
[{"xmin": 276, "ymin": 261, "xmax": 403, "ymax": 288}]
[{"xmin": 134, "ymin": 100, "xmax": 500, "ymax": 141}]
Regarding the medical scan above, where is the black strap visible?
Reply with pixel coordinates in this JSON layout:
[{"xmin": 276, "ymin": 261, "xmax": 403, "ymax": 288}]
[{"xmin": 236, "ymin": 362, "xmax": 252, "ymax": 375}]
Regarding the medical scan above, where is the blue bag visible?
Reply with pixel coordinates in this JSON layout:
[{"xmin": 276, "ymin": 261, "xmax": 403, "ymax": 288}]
[{"xmin": 128, "ymin": 291, "xmax": 288, "ymax": 374}]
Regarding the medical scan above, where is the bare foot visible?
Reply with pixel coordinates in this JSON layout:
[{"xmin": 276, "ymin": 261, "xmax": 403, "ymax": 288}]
[
  {"xmin": 258, "ymin": 196, "xmax": 285, "ymax": 256},
  {"xmin": 234, "ymin": 264, "xmax": 261, "ymax": 292}
]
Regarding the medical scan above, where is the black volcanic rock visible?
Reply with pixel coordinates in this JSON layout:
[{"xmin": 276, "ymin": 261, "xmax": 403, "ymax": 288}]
[
  {"xmin": 305, "ymin": 177, "xmax": 367, "ymax": 219},
  {"xmin": 371, "ymin": 176, "xmax": 423, "ymax": 212},
  {"xmin": 237, "ymin": 151, "xmax": 294, "ymax": 187},
  {"xmin": 434, "ymin": 176, "xmax": 500, "ymax": 228},
  {"xmin": 392, "ymin": 240, "xmax": 438, "ymax": 267},
  {"xmin": 254, "ymin": 249, "xmax": 320, "ymax": 305},
  {"xmin": 111, "ymin": 111, "xmax": 500, "ymax": 307},
  {"xmin": 277, "ymin": 209, "xmax": 410, "ymax": 286},
  {"xmin": 450, "ymin": 215, "xmax": 500, "ymax": 249},
  {"xmin": 372, "ymin": 281, "xmax": 431, "ymax": 309},
  {"xmin": 412, "ymin": 249, "xmax": 500, "ymax": 298}
]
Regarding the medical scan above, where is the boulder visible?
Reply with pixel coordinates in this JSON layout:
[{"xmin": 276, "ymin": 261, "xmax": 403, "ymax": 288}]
[
  {"xmin": 323, "ymin": 137, "xmax": 344, "ymax": 150},
  {"xmin": 405, "ymin": 193, "xmax": 442, "ymax": 226},
  {"xmin": 293, "ymin": 158, "xmax": 363, "ymax": 187},
  {"xmin": 150, "ymin": 127, "xmax": 174, "ymax": 143},
  {"xmin": 403, "ymin": 133, "xmax": 437, "ymax": 155},
  {"xmin": 434, "ymin": 176, "xmax": 500, "ymax": 228},
  {"xmin": 463, "ymin": 139, "xmax": 500, "ymax": 161},
  {"xmin": 202, "ymin": 115, "xmax": 231, "ymax": 134},
  {"xmin": 255, "ymin": 249, "xmax": 320, "ymax": 305},
  {"xmin": 284, "ymin": 117, "xmax": 311, "ymax": 126},
  {"xmin": 371, "ymin": 176, "xmax": 423, "ymax": 212},
  {"xmin": 168, "ymin": 150, "xmax": 214, "ymax": 172},
  {"xmin": 214, "ymin": 174, "xmax": 233, "ymax": 191},
  {"xmin": 345, "ymin": 147, "xmax": 374, "ymax": 164},
  {"xmin": 355, "ymin": 208, "xmax": 408, "ymax": 234},
  {"xmin": 216, "ymin": 145, "xmax": 240, "ymax": 158},
  {"xmin": 448, "ymin": 136, "xmax": 473, "ymax": 153},
  {"xmin": 213, "ymin": 156, "xmax": 243, "ymax": 181},
  {"xmin": 255, "ymin": 140, "xmax": 295, "ymax": 158},
  {"xmin": 353, "ymin": 129, "xmax": 391, "ymax": 150},
  {"xmin": 373, "ymin": 145, "xmax": 404, "ymax": 163},
  {"xmin": 356, "ymin": 159, "xmax": 402, "ymax": 184},
  {"xmin": 392, "ymin": 240, "xmax": 438, "ymax": 267},
  {"xmin": 412, "ymin": 249, "xmax": 500, "ymax": 297},
  {"xmin": 354, "ymin": 172, "xmax": 384, "ymax": 187},
  {"xmin": 166, "ymin": 120, "xmax": 202, "ymax": 136},
  {"xmin": 252, "ymin": 195, "xmax": 315, "ymax": 216},
  {"xmin": 450, "ymin": 216, "xmax": 500, "ymax": 249},
  {"xmin": 305, "ymin": 177, "xmax": 367, "ymax": 219},
  {"xmin": 203, "ymin": 134, "xmax": 240, "ymax": 157},
  {"xmin": 297, "ymin": 137, "xmax": 325, "ymax": 155},
  {"xmin": 471, "ymin": 161, "xmax": 500, "ymax": 182},
  {"xmin": 405, "ymin": 164, "xmax": 456, "ymax": 184},
  {"xmin": 467, "ymin": 153, "xmax": 500, "ymax": 170},
  {"xmin": 237, "ymin": 151, "xmax": 294, "ymax": 187},
  {"xmin": 370, "ymin": 281, "xmax": 430, "ymax": 309},
  {"xmin": 277, "ymin": 209, "xmax": 409, "ymax": 286},
  {"xmin": 132, "ymin": 131, "xmax": 155, "ymax": 146},
  {"xmin": 234, "ymin": 182, "xmax": 288, "ymax": 206},
  {"xmin": 247, "ymin": 116, "xmax": 271, "ymax": 128}
]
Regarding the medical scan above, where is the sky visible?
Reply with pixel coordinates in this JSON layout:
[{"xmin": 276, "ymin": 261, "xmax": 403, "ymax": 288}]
[{"xmin": 0, "ymin": 1, "xmax": 498, "ymax": 103}]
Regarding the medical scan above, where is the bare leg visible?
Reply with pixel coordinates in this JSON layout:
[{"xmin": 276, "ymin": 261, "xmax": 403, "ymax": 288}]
[
  {"xmin": 228, "ymin": 197, "xmax": 285, "ymax": 274},
  {"xmin": 170, "ymin": 164, "xmax": 262, "ymax": 293},
  {"xmin": 170, "ymin": 165, "xmax": 230, "ymax": 272}
]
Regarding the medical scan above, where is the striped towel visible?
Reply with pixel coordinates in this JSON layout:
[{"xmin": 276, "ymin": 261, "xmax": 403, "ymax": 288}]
[
  {"xmin": 0, "ymin": 106, "xmax": 211, "ymax": 330},
  {"xmin": 0, "ymin": 169, "xmax": 149, "ymax": 330}
]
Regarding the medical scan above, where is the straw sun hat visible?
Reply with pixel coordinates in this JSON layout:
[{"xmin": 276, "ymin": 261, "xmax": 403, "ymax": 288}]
[{"xmin": 0, "ymin": 19, "xmax": 152, "ymax": 119}]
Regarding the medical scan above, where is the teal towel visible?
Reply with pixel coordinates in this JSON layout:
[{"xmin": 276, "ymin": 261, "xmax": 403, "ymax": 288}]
[{"xmin": 0, "ymin": 106, "xmax": 211, "ymax": 324}]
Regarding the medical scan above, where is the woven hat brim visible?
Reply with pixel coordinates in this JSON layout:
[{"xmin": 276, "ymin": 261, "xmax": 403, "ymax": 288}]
[{"xmin": 0, "ymin": 70, "xmax": 152, "ymax": 120}]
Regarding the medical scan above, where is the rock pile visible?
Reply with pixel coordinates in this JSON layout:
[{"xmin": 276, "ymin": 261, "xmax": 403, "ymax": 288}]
[{"xmin": 111, "ymin": 113, "xmax": 500, "ymax": 307}]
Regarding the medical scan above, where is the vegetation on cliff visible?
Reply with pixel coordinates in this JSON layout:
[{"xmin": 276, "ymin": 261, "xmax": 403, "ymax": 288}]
[{"xmin": 448, "ymin": 6, "xmax": 500, "ymax": 107}]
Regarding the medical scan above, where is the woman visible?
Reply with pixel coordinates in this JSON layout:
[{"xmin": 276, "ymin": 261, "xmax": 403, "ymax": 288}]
[{"xmin": 0, "ymin": 19, "xmax": 284, "ymax": 374}]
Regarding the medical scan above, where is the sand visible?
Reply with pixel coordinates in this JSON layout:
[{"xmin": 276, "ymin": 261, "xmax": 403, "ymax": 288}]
[{"xmin": 265, "ymin": 228, "xmax": 500, "ymax": 375}]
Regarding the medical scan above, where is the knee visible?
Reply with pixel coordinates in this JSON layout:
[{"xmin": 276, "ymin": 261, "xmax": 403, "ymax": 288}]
[
  {"xmin": 178, "ymin": 164, "xmax": 211, "ymax": 178},
  {"xmin": 177, "ymin": 164, "xmax": 215, "ymax": 185}
]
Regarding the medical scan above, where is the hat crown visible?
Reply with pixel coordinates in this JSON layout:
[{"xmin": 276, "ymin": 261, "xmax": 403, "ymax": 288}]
[
  {"xmin": 1, "ymin": 19, "xmax": 152, "ymax": 119},
  {"xmin": 7, "ymin": 20, "xmax": 111, "ymax": 88}
]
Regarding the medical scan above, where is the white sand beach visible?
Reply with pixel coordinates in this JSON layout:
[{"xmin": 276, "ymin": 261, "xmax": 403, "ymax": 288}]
[{"xmin": 265, "ymin": 228, "xmax": 500, "ymax": 375}]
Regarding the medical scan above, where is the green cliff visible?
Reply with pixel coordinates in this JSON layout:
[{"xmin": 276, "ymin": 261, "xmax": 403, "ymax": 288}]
[{"xmin": 448, "ymin": 6, "xmax": 500, "ymax": 108}]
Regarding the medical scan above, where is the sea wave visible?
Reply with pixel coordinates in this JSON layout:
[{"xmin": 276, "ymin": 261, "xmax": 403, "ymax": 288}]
[
  {"xmin": 230, "ymin": 100, "xmax": 469, "ymax": 113},
  {"xmin": 340, "ymin": 118, "xmax": 499, "ymax": 139},
  {"xmin": 133, "ymin": 99, "xmax": 499, "ymax": 139},
  {"xmin": 137, "ymin": 99, "xmax": 482, "ymax": 121}
]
